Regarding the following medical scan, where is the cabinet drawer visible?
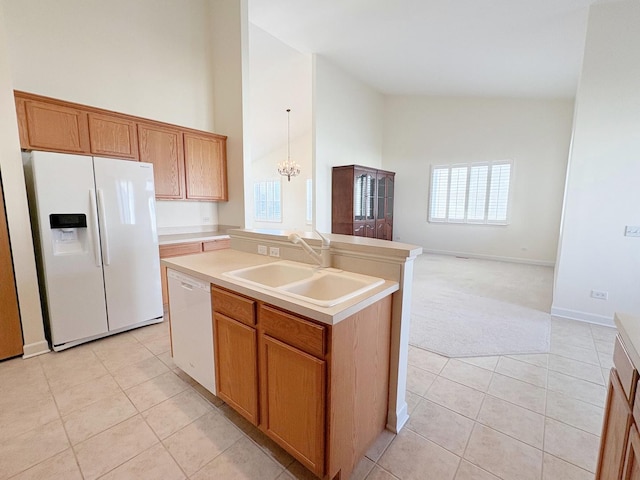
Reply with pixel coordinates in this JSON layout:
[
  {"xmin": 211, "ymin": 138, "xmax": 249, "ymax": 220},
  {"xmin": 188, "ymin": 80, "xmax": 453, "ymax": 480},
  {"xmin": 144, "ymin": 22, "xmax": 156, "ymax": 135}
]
[
  {"xmin": 212, "ymin": 286, "xmax": 255, "ymax": 326},
  {"xmin": 614, "ymin": 335, "xmax": 638, "ymax": 402},
  {"xmin": 259, "ymin": 305, "xmax": 326, "ymax": 359},
  {"xmin": 159, "ymin": 242, "xmax": 202, "ymax": 258},
  {"xmin": 203, "ymin": 238, "xmax": 230, "ymax": 251}
]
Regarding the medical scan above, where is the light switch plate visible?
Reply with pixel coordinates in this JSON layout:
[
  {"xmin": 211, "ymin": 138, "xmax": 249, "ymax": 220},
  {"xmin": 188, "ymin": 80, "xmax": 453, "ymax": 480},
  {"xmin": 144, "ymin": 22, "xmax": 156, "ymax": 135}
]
[{"xmin": 258, "ymin": 245, "xmax": 268, "ymax": 255}]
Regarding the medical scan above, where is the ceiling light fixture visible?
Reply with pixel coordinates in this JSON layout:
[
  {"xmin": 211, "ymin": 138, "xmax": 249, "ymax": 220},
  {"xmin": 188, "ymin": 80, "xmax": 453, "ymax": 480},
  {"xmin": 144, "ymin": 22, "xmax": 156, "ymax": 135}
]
[{"xmin": 277, "ymin": 108, "xmax": 300, "ymax": 182}]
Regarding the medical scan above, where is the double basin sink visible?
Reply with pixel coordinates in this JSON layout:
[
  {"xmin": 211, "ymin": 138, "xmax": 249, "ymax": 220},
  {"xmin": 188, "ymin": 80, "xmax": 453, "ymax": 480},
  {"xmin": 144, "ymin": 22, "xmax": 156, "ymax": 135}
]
[{"xmin": 223, "ymin": 260, "xmax": 384, "ymax": 308}]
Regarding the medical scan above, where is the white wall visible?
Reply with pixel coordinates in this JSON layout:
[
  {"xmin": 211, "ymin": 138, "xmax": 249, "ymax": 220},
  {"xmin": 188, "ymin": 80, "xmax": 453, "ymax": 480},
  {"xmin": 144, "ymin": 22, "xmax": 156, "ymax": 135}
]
[
  {"xmin": 2, "ymin": 0, "xmax": 223, "ymax": 230},
  {"xmin": 248, "ymin": 25, "xmax": 312, "ymax": 231},
  {"xmin": 211, "ymin": 0, "xmax": 249, "ymax": 228},
  {"xmin": 155, "ymin": 201, "xmax": 219, "ymax": 231},
  {"xmin": 250, "ymin": 133, "xmax": 312, "ymax": 231},
  {"xmin": 383, "ymin": 96, "xmax": 573, "ymax": 265},
  {"xmin": 313, "ymin": 55, "xmax": 385, "ymax": 232},
  {"xmin": 552, "ymin": 0, "xmax": 640, "ymax": 325},
  {"xmin": 0, "ymin": 3, "xmax": 48, "ymax": 356}
]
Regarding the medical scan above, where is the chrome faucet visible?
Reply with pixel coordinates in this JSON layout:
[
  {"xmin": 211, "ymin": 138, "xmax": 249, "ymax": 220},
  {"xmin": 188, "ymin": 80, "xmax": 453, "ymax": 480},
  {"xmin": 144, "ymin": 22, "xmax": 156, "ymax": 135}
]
[{"xmin": 288, "ymin": 230, "xmax": 331, "ymax": 268}]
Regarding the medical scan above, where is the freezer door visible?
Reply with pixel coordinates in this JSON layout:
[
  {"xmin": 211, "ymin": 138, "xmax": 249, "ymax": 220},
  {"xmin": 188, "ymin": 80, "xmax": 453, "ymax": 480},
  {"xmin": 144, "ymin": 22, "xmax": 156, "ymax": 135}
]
[
  {"xmin": 26, "ymin": 151, "xmax": 108, "ymax": 346},
  {"xmin": 93, "ymin": 157, "xmax": 163, "ymax": 330}
]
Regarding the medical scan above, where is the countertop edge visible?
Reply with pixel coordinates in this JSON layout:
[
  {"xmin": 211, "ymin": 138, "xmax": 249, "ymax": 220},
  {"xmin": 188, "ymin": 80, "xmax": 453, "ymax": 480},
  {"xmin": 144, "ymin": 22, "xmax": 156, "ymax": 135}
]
[
  {"xmin": 615, "ymin": 312, "xmax": 640, "ymax": 368},
  {"xmin": 158, "ymin": 233, "xmax": 230, "ymax": 245}
]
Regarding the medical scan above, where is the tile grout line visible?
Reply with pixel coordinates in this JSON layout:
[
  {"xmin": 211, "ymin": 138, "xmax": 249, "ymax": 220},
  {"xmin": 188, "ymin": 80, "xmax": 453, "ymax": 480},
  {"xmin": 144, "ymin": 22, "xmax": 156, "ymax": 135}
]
[{"xmin": 38, "ymin": 354, "xmax": 86, "ymax": 480}]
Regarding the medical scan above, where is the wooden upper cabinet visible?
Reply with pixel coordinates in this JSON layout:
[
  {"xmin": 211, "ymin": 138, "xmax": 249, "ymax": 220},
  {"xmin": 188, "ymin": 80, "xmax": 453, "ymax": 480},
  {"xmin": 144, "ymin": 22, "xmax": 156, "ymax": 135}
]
[
  {"xmin": 18, "ymin": 97, "xmax": 90, "ymax": 153},
  {"xmin": 14, "ymin": 91, "xmax": 228, "ymax": 202},
  {"xmin": 88, "ymin": 113, "xmax": 138, "ymax": 160},
  {"xmin": 184, "ymin": 133, "xmax": 228, "ymax": 201},
  {"xmin": 138, "ymin": 123, "xmax": 185, "ymax": 199}
]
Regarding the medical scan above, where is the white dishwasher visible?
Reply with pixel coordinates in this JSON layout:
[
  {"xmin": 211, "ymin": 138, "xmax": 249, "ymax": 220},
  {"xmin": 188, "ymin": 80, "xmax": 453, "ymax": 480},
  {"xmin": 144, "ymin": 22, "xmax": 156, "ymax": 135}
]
[{"xmin": 167, "ymin": 269, "xmax": 216, "ymax": 394}]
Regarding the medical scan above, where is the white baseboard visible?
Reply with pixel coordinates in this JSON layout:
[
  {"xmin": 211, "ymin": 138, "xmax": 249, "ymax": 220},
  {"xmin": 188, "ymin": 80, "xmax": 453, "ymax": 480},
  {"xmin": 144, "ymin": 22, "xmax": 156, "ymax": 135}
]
[
  {"xmin": 422, "ymin": 248, "xmax": 555, "ymax": 267},
  {"xmin": 387, "ymin": 402, "xmax": 409, "ymax": 434},
  {"xmin": 550, "ymin": 306, "xmax": 615, "ymax": 327},
  {"xmin": 22, "ymin": 340, "xmax": 50, "ymax": 358}
]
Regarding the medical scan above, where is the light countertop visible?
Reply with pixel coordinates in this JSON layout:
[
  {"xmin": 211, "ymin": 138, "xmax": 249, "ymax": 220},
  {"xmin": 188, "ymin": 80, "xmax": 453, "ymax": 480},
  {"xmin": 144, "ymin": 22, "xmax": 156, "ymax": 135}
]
[
  {"xmin": 616, "ymin": 313, "xmax": 640, "ymax": 367},
  {"xmin": 161, "ymin": 249, "xmax": 399, "ymax": 325}
]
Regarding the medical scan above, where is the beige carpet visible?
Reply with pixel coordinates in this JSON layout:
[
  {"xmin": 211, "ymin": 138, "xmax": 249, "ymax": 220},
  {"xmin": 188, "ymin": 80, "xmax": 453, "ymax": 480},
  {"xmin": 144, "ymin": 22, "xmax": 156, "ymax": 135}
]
[{"xmin": 410, "ymin": 254, "xmax": 553, "ymax": 357}]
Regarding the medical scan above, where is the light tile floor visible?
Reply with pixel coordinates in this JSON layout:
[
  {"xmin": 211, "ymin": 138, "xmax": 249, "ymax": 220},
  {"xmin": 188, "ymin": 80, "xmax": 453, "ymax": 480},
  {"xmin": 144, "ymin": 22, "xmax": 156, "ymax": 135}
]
[{"xmin": 0, "ymin": 316, "xmax": 613, "ymax": 480}]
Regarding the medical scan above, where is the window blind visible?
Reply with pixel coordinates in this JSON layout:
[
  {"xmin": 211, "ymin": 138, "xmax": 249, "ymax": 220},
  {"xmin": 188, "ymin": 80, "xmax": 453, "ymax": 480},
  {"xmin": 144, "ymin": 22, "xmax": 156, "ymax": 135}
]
[
  {"xmin": 428, "ymin": 161, "xmax": 512, "ymax": 224},
  {"xmin": 254, "ymin": 180, "xmax": 282, "ymax": 222}
]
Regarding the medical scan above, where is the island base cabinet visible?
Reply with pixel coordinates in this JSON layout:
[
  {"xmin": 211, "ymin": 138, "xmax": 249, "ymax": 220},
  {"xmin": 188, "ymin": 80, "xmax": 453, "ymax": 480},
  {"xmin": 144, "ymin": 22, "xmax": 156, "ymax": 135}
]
[
  {"xmin": 212, "ymin": 284, "xmax": 392, "ymax": 480},
  {"xmin": 261, "ymin": 335, "xmax": 326, "ymax": 477},
  {"xmin": 624, "ymin": 426, "xmax": 640, "ymax": 480},
  {"xmin": 596, "ymin": 370, "xmax": 634, "ymax": 479},
  {"xmin": 213, "ymin": 312, "xmax": 259, "ymax": 426}
]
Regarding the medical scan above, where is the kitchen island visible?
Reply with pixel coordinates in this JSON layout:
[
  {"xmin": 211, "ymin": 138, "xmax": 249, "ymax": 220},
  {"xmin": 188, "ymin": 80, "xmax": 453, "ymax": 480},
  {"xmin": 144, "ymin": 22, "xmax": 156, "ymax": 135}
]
[
  {"xmin": 162, "ymin": 229, "xmax": 421, "ymax": 480},
  {"xmin": 596, "ymin": 313, "xmax": 640, "ymax": 479}
]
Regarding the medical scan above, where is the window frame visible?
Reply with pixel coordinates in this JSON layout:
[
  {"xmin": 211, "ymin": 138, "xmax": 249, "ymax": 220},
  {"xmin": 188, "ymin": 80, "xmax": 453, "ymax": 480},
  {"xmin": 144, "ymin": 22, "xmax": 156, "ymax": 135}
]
[
  {"xmin": 428, "ymin": 160, "xmax": 513, "ymax": 225},
  {"xmin": 305, "ymin": 178, "xmax": 313, "ymax": 225}
]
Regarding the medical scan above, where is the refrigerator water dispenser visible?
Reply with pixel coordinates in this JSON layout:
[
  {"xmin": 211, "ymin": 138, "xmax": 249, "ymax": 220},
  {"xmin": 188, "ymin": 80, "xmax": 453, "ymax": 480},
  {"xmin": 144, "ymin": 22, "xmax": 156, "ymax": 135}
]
[{"xmin": 49, "ymin": 213, "xmax": 87, "ymax": 255}]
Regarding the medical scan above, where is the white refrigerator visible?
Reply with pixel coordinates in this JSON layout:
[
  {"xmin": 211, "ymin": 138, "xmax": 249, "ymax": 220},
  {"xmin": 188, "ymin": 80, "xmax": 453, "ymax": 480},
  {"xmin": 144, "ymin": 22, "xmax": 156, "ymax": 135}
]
[{"xmin": 24, "ymin": 151, "xmax": 163, "ymax": 351}]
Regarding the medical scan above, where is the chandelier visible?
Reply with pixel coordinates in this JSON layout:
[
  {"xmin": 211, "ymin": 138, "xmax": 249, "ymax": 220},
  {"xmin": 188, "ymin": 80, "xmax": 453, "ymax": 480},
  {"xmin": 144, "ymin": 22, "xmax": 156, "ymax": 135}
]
[{"xmin": 277, "ymin": 108, "xmax": 301, "ymax": 182}]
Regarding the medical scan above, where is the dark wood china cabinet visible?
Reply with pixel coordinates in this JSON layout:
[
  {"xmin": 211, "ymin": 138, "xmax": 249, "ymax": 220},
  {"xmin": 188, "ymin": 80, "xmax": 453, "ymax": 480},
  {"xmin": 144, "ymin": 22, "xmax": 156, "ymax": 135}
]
[{"xmin": 331, "ymin": 165, "xmax": 395, "ymax": 240}]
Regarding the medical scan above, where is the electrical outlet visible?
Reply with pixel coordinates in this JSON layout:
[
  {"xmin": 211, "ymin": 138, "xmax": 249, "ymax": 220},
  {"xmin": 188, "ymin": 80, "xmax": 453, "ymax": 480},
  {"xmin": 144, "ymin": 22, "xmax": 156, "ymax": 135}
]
[
  {"xmin": 257, "ymin": 245, "xmax": 267, "ymax": 255},
  {"xmin": 591, "ymin": 290, "xmax": 608, "ymax": 300},
  {"xmin": 202, "ymin": 216, "xmax": 211, "ymax": 224},
  {"xmin": 269, "ymin": 247, "xmax": 280, "ymax": 257},
  {"xmin": 625, "ymin": 226, "xmax": 640, "ymax": 237}
]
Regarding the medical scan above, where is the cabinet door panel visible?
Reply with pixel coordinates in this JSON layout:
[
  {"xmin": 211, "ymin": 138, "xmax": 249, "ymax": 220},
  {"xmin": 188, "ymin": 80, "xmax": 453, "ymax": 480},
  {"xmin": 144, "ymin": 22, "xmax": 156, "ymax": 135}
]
[
  {"xmin": 138, "ymin": 123, "xmax": 184, "ymax": 199},
  {"xmin": 615, "ymin": 336, "xmax": 638, "ymax": 402},
  {"xmin": 596, "ymin": 369, "xmax": 633, "ymax": 480},
  {"xmin": 353, "ymin": 170, "xmax": 376, "ymax": 221},
  {"xmin": 24, "ymin": 100, "xmax": 90, "ymax": 153},
  {"xmin": 214, "ymin": 313, "xmax": 258, "ymax": 425},
  {"xmin": 353, "ymin": 224, "xmax": 367, "ymax": 237},
  {"xmin": 261, "ymin": 335, "xmax": 325, "ymax": 477},
  {"xmin": 88, "ymin": 113, "xmax": 139, "ymax": 160},
  {"xmin": 624, "ymin": 425, "xmax": 640, "ymax": 480},
  {"xmin": 184, "ymin": 133, "xmax": 228, "ymax": 200},
  {"xmin": 0, "ymin": 180, "xmax": 23, "ymax": 359}
]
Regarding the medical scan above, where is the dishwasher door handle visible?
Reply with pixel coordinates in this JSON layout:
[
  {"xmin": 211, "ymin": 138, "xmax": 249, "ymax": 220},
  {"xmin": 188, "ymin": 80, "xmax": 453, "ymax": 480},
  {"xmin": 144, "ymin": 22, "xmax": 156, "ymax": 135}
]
[{"xmin": 180, "ymin": 282, "xmax": 194, "ymax": 291}]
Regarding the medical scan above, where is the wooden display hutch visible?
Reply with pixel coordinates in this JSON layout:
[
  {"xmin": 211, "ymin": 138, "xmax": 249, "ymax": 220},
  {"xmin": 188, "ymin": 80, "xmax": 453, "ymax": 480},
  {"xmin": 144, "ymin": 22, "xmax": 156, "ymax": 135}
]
[{"xmin": 331, "ymin": 165, "xmax": 395, "ymax": 241}]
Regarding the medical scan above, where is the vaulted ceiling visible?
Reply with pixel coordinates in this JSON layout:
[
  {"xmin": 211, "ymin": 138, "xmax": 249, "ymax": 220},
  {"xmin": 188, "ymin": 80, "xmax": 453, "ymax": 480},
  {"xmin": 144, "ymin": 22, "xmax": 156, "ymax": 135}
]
[{"xmin": 249, "ymin": 0, "xmax": 604, "ymax": 98}]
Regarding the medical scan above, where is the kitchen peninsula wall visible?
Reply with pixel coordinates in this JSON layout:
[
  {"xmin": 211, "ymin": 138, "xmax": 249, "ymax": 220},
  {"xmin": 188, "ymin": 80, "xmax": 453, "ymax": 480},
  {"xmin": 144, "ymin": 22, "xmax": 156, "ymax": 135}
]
[{"xmin": 228, "ymin": 228, "xmax": 423, "ymax": 433}]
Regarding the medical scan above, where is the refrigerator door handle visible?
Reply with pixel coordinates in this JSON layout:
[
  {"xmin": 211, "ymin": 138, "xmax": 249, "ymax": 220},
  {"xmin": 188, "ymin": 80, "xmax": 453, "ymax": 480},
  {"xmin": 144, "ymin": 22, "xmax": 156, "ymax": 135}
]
[
  {"xmin": 89, "ymin": 189, "xmax": 102, "ymax": 267},
  {"xmin": 97, "ymin": 189, "xmax": 111, "ymax": 266}
]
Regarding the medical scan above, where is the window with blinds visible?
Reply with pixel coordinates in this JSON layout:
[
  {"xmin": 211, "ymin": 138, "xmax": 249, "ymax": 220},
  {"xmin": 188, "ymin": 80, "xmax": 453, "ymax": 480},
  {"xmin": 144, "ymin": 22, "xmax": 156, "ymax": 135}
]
[
  {"xmin": 254, "ymin": 180, "xmax": 282, "ymax": 222},
  {"xmin": 428, "ymin": 161, "xmax": 512, "ymax": 224}
]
